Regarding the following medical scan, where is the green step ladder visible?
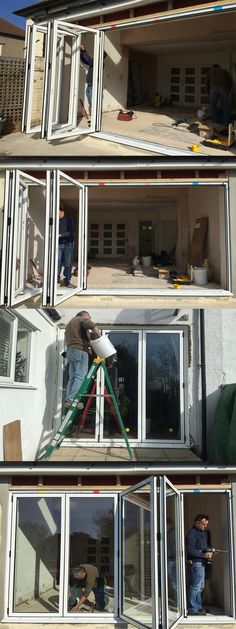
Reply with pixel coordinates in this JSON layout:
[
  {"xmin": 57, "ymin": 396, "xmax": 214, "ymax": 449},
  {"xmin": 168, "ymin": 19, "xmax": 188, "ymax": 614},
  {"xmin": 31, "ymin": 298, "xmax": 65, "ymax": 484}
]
[{"xmin": 39, "ymin": 358, "xmax": 135, "ymax": 461}]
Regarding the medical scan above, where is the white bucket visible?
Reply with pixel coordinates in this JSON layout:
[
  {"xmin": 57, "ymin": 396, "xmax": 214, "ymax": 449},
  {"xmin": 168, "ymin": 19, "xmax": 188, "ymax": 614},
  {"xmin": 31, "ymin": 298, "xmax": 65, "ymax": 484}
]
[
  {"xmin": 142, "ymin": 256, "xmax": 151, "ymax": 267},
  {"xmin": 90, "ymin": 335, "xmax": 117, "ymax": 359},
  {"xmin": 193, "ymin": 267, "xmax": 208, "ymax": 286}
]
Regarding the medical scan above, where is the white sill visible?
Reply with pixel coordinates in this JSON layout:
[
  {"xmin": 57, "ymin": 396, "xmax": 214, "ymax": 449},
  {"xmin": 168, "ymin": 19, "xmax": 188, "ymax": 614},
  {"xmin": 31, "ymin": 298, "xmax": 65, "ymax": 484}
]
[{"xmin": 0, "ymin": 383, "xmax": 37, "ymax": 390}]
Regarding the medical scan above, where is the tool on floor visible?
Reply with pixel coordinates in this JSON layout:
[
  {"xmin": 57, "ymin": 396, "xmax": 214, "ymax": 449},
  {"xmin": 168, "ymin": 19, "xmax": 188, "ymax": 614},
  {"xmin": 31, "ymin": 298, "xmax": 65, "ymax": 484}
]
[{"xmin": 39, "ymin": 357, "xmax": 135, "ymax": 461}]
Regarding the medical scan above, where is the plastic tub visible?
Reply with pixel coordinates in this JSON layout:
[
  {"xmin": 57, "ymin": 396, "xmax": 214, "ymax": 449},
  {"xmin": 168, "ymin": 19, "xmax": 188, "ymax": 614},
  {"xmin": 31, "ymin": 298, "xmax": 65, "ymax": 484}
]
[
  {"xmin": 90, "ymin": 335, "xmax": 117, "ymax": 359},
  {"xmin": 142, "ymin": 256, "xmax": 151, "ymax": 267},
  {"xmin": 193, "ymin": 267, "xmax": 208, "ymax": 285}
]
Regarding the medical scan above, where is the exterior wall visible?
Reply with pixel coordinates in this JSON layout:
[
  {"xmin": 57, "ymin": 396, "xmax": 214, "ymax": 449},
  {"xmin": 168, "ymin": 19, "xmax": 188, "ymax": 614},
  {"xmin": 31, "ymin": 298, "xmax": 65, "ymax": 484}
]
[
  {"xmin": 0, "ymin": 311, "xmax": 58, "ymax": 461},
  {"xmin": 0, "ymin": 35, "xmax": 24, "ymax": 59},
  {"xmin": 1, "ymin": 308, "xmax": 236, "ymax": 459},
  {"xmin": 204, "ymin": 310, "xmax": 236, "ymax": 460}
]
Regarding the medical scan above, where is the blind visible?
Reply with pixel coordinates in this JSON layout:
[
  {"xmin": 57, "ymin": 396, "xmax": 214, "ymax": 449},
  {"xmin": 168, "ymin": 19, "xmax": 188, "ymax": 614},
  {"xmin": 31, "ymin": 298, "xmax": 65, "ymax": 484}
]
[{"xmin": 0, "ymin": 313, "xmax": 12, "ymax": 377}]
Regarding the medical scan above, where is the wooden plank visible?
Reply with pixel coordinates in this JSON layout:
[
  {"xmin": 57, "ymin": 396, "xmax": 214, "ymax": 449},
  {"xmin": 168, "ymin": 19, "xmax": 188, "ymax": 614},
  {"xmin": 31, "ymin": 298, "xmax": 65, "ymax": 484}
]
[{"xmin": 3, "ymin": 420, "xmax": 22, "ymax": 461}]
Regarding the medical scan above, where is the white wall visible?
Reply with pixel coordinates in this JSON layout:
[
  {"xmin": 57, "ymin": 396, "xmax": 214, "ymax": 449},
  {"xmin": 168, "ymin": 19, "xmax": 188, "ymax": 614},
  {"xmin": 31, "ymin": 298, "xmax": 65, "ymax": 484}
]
[
  {"xmin": 188, "ymin": 185, "xmax": 225, "ymax": 284},
  {"xmin": 0, "ymin": 310, "xmax": 58, "ymax": 461}
]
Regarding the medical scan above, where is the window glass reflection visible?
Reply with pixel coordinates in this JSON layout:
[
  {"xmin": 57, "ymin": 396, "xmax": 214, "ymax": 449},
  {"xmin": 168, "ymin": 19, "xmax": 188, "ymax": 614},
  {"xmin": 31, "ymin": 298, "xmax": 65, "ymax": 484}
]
[{"xmin": 13, "ymin": 497, "xmax": 61, "ymax": 613}]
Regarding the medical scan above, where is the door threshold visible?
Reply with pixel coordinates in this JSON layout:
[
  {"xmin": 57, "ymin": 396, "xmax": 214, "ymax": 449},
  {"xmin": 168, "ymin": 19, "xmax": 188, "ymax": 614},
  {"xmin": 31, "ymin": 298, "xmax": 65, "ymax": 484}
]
[
  {"xmin": 183, "ymin": 616, "xmax": 234, "ymax": 624},
  {"xmin": 94, "ymin": 131, "xmax": 201, "ymax": 156},
  {"xmin": 84, "ymin": 288, "xmax": 231, "ymax": 296}
]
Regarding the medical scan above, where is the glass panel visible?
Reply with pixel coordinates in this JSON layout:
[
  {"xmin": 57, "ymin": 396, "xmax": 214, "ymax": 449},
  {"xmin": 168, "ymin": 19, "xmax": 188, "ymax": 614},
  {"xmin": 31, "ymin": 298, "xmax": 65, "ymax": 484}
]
[
  {"xmin": 68, "ymin": 497, "xmax": 114, "ymax": 613},
  {"xmin": 165, "ymin": 483, "xmax": 182, "ymax": 627},
  {"xmin": 13, "ymin": 497, "xmax": 61, "ymax": 613},
  {"xmin": 55, "ymin": 173, "xmax": 83, "ymax": 302},
  {"xmin": 13, "ymin": 175, "xmax": 46, "ymax": 304},
  {"xmin": 103, "ymin": 331, "xmax": 139, "ymax": 439},
  {"xmin": 121, "ymin": 483, "xmax": 153, "ymax": 628},
  {"xmin": 30, "ymin": 29, "xmax": 48, "ymax": 131},
  {"xmin": 145, "ymin": 333, "xmax": 181, "ymax": 440},
  {"xmin": 0, "ymin": 311, "xmax": 13, "ymax": 377},
  {"xmin": 62, "ymin": 354, "xmax": 96, "ymax": 440},
  {"xmin": 15, "ymin": 320, "xmax": 31, "ymax": 383}
]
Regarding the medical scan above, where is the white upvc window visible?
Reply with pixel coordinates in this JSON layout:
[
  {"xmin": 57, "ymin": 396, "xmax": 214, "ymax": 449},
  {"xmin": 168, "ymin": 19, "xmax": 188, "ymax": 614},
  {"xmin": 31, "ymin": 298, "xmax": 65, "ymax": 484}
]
[{"xmin": 0, "ymin": 311, "xmax": 34, "ymax": 385}]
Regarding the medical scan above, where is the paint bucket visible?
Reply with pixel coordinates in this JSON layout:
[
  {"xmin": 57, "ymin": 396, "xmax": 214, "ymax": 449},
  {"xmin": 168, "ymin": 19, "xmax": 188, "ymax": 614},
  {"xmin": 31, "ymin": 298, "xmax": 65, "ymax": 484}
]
[
  {"xmin": 90, "ymin": 335, "xmax": 117, "ymax": 359},
  {"xmin": 142, "ymin": 256, "xmax": 151, "ymax": 267},
  {"xmin": 193, "ymin": 267, "xmax": 208, "ymax": 285}
]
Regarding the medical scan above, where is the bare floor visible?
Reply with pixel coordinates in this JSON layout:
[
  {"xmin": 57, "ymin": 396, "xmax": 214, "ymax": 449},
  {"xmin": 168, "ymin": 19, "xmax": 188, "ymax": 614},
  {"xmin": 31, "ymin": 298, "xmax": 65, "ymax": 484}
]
[
  {"xmin": 56, "ymin": 259, "xmax": 220, "ymax": 292},
  {"xmin": 101, "ymin": 106, "xmax": 236, "ymax": 157},
  {"xmin": 48, "ymin": 445, "xmax": 202, "ymax": 462},
  {"xmin": 1, "ymin": 106, "xmax": 235, "ymax": 157}
]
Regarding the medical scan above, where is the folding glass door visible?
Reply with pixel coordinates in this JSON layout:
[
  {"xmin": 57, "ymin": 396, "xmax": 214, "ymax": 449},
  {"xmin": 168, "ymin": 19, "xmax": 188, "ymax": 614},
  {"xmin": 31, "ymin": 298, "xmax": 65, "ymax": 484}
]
[{"xmin": 23, "ymin": 21, "xmax": 102, "ymax": 140}]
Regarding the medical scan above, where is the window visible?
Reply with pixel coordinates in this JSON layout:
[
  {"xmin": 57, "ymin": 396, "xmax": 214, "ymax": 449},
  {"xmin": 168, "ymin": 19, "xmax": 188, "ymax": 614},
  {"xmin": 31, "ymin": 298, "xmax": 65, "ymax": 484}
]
[{"xmin": 0, "ymin": 311, "xmax": 33, "ymax": 384}]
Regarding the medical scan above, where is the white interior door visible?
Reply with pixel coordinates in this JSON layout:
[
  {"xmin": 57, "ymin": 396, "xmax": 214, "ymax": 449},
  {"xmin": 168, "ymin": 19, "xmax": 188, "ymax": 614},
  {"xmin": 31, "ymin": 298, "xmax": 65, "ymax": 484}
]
[
  {"xmin": 45, "ymin": 20, "xmax": 101, "ymax": 140},
  {"xmin": 43, "ymin": 169, "xmax": 86, "ymax": 306}
]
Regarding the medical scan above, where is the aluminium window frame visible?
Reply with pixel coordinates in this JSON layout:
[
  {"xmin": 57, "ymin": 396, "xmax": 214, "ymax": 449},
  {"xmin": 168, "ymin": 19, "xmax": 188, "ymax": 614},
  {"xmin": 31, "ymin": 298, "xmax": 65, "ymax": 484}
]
[
  {"xmin": 22, "ymin": 24, "xmax": 51, "ymax": 136},
  {"xmin": 181, "ymin": 488, "xmax": 236, "ymax": 622},
  {"xmin": 0, "ymin": 170, "xmax": 46, "ymax": 307},
  {"xmin": 63, "ymin": 326, "xmax": 187, "ymax": 448},
  {"xmin": 0, "ymin": 310, "xmax": 34, "ymax": 387},
  {"xmin": 4, "ymin": 485, "xmax": 235, "ymax": 624},
  {"xmin": 6, "ymin": 491, "xmax": 118, "ymax": 622},
  {"xmin": 82, "ymin": 179, "xmax": 231, "ymax": 297}
]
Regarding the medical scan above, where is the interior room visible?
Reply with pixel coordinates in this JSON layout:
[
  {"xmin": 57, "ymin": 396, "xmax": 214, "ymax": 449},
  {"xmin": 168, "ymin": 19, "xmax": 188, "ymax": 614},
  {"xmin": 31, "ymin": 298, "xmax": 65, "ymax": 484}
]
[
  {"xmin": 183, "ymin": 491, "xmax": 233, "ymax": 619},
  {"xmin": 100, "ymin": 11, "xmax": 236, "ymax": 153},
  {"xmin": 59, "ymin": 182, "xmax": 228, "ymax": 293}
]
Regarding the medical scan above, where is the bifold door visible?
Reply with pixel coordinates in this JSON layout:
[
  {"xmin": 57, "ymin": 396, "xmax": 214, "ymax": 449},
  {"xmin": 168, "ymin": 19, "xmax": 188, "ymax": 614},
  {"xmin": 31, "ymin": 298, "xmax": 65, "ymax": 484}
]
[
  {"xmin": 22, "ymin": 20, "xmax": 102, "ymax": 140},
  {"xmin": 0, "ymin": 171, "xmax": 46, "ymax": 306},
  {"xmin": 43, "ymin": 169, "xmax": 86, "ymax": 306},
  {"xmin": 120, "ymin": 476, "xmax": 184, "ymax": 629}
]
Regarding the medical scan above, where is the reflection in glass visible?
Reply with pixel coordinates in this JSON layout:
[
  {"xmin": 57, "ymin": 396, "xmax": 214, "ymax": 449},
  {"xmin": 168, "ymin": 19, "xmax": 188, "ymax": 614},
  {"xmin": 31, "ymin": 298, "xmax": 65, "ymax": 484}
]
[
  {"xmin": 122, "ymin": 486, "xmax": 153, "ymax": 628},
  {"xmin": 146, "ymin": 333, "xmax": 180, "ymax": 439},
  {"xmin": 166, "ymin": 488, "xmax": 182, "ymax": 628},
  {"xmin": 56, "ymin": 181, "xmax": 80, "ymax": 301},
  {"xmin": 68, "ymin": 497, "xmax": 114, "ymax": 613},
  {"xmin": 103, "ymin": 332, "xmax": 139, "ymax": 439},
  {"xmin": 15, "ymin": 320, "xmax": 31, "ymax": 383},
  {"xmin": 13, "ymin": 497, "xmax": 61, "ymax": 613}
]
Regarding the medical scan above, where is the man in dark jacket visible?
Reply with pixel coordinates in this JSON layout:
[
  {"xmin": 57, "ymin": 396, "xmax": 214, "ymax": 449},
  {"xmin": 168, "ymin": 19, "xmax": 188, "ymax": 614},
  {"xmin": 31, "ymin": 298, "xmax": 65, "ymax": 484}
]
[
  {"xmin": 80, "ymin": 44, "xmax": 94, "ymax": 115},
  {"xmin": 58, "ymin": 208, "xmax": 75, "ymax": 287},
  {"xmin": 206, "ymin": 64, "xmax": 232, "ymax": 125},
  {"xmin": 185, "ymin": 514, "xmax": 214, "ymax": 615},
  {"xmin": 65, "ymin": 311, "xmax": 100, "ymax": 408},
  {"xmin": 80, "ymin": 44, "xmax": 107, "ymax": 117}
]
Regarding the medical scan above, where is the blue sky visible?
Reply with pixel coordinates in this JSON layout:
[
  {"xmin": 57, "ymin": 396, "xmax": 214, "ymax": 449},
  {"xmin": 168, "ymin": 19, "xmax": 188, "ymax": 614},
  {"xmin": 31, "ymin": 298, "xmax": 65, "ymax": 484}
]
[{"xmin": 0, "ymin": 0, "xmax": 39, "ymax": 28}]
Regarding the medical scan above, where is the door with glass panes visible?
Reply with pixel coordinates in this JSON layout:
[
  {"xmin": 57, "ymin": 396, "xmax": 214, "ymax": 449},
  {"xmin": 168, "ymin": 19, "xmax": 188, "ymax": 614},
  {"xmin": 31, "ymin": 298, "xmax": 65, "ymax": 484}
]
[
  {"xmin": 0, "ymin": 169, "xmax": 87, "ymax": 307},
  {"xmin": 7, "ymin": 477, "xmax": 183, "ymax": 626},
  {"xmin": 0, "ymin": 170, "xmax": 46, "ymax": 306},
  {"xmin": 22, "ymin": 20, "xmax": 103, "ymax": 140},
  {"xmin": 61, "ymin": 329, "xmax": 186, "ymax": 445}
]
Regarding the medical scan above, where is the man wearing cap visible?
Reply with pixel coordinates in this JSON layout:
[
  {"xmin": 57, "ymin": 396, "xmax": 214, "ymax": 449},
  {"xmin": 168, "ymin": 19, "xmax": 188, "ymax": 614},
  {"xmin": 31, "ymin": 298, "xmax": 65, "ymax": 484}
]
[
  {"xmin": 68, "ymin": 564, "xmax": 99, "ymax": 612},
  {"xmin": 65, "ymin": 311, "xmax": 100, "ymax": 409}
]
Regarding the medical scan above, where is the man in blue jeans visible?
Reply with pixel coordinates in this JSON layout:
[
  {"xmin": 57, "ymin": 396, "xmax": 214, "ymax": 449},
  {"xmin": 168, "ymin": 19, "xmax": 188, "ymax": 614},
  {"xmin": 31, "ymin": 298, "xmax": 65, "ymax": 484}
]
[
  {"xmin": 206, "ymin": 64, "xmax": 232, "ymax": 126},
  {"xmin": 58, "ymin": 208, "xmax": 75, "ymax": 287},
  {"xmin": 186, "ymin": 514, "xmax": 214, "ymax": 615},
  {"xmin": 65, "ymin": 311, "xmax": 100, "ymax": 409}
]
